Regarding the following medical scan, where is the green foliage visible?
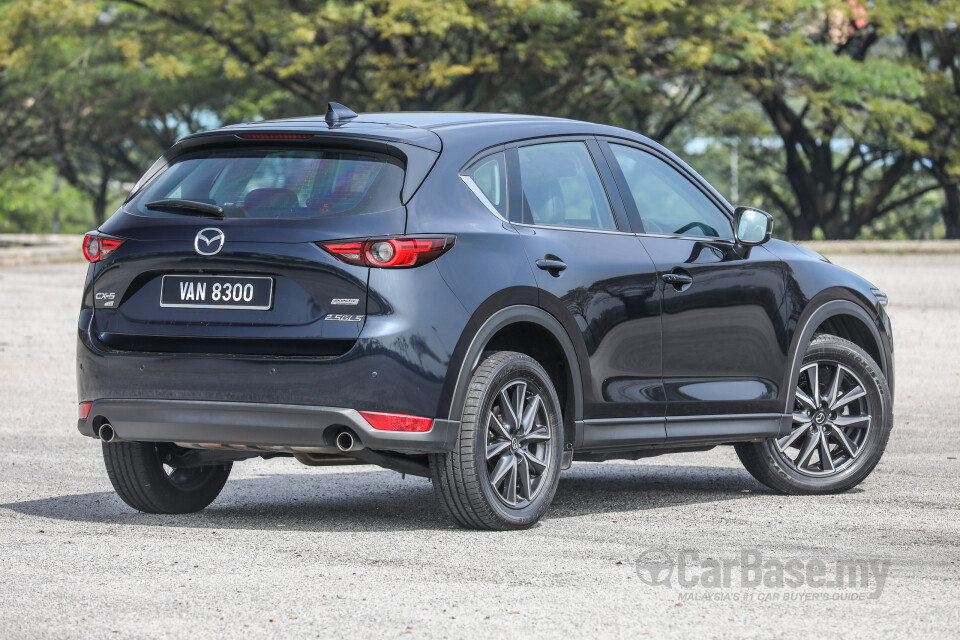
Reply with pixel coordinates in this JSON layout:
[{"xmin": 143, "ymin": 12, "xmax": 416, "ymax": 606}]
[
  {"xmin": 0, "ymin": 0, "xmax": 957, "ymax": 237},
  {"xmin": 0, "ymin": 162, "xmax": 97, "ymax": 234}
]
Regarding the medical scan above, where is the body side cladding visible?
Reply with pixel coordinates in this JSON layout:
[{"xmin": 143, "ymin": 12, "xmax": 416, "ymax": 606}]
[
  {"xmin": 779, "ymin": 295, "xmax": 889, "ymax": 435},
  {"xmin": 441, "ymin": 300, "xmax": 585, "ymax": 447}
]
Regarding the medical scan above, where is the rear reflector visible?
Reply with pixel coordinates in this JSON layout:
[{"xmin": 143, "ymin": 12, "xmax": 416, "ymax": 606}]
[
  {"xmin": 237, "ymin": 133, "xmax": 313, "ymax": 140},
  {"xmin": 359, "ymin": 411, "xmax": 433, "ymax": 433},
  {"xmin": 78, "ymin": 401, "xmax": 92, "ymax": 420},
  {"xmin": 82, "ymin": 233, "xmax": 123, "ymax": 262},
  {"xmin": 320, "ymin": 236, "xmax": 455, "ymax": 268}
]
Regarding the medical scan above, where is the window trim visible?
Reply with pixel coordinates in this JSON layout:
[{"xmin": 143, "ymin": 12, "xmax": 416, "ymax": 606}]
[
  {"xmin": 598, "ymin": 138, "xmax": 736, "ymax": 242},
  {"xmin": 505, "ymin": 136, "xmax": 631, "ymax": 233},
  {"xmin": 459, "ymin": 145, "xmax": 513, "ymax": 222}
]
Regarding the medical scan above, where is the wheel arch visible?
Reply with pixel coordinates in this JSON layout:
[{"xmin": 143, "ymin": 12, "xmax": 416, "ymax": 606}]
[
  {"xmin": 440, "ymin": 299, "xmax": 584, "ymax": 447},
  {"xmin": 782, "ymin": 293, "xmax": 890, "ymax": 414}
]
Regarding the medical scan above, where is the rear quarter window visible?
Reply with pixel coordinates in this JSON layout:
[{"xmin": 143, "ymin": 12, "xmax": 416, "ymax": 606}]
[{"xmin": 128, "ymin": 148, "xmax": 404, "ymax": 219}]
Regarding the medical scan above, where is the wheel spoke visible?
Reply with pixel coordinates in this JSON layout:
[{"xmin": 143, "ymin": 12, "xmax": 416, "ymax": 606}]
[
  {"xmin": 795, "ymin": 431, "xmax": 820, "ymax": 468},
  {"xmin": 520, "ymin": 394, "xmax": 541, "ymax": 435},
  {"xmin": 826, "ymin": 423, "xmax": 859, "ymax": 458},
  {"xmin": 807, "ymin": 363, "xmax": 820, "ymax": 407},
  {"xmin": 832, "ymin": 414, "xmax": 871, "ymax": 429},
  {"xmin": 792, "ymin": 412, "xmax": 812, "ymax": 424},
  {"xmin": 831, "ymin": 385, "xmax": 866, "ymax": 411},
  {"xmin": 523, "ymin": 427, "xmax": 550, "ymax": 444},
  {"xmin": 777, "ymin": 423, "xmax": 812, "ymax": 451},
  {"xmin": 490, "ymin": 453, "xmax": 514, "ymax": 487},
  {"xmin": 521, "ymin": 449, "xmax": 548, "ymax": 473},
  {"xmin": 488, "ymin": 412, "xmax": 511, "ymax": 441},
  {"xmin": 795, "ymin": 387, "xmax": 817, "ymax": 411},
  {"xmin": 500, "ymin": 387, "xmax": 520, "ymax": 432},
  {"xmin": 504, "ymin": 456, "xmax": 518, "ymax": 505},
  {"xmin": 486, "ymin": 440, "xmax": 511, "ymax": 460},
  {"xmin": 513, "ymin": 382, "xmax": 527, "ymax": 434},
  {"xmin": 826, "ymin": 365, "xmax": 843, "ymax": 408},
  {"xmin": 819, "ymin": 430, "xmax": 835, "ymax": 472},
  {"xmin": 516, "ymin": 453, "xmax": 532, "ymax": 501}
]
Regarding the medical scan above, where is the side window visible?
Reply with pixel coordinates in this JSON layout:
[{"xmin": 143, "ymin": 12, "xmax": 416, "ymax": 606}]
[
  {"xmin": 517, "ymin": 142, "xmax": 618, "ymax": 231},
  {"xmin": 464, "ymin": 152, "xmax": 507, "ymax": 217},
  {"xmin": 610, "ymin": 144, "xmax": 733, "ymax": 240}
]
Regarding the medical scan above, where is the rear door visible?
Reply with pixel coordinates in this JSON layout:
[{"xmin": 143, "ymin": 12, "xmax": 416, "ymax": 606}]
[
  {"xmin": 505, "ymin": 138, "xmax": 665, "ymax": 448},
  {"xmin": 92, "ymin": 144, "xmax": 407, "ymax": 356},
  {"xmin": 600, "ymin": 140, "xmax": 788, "ymax": 429}
]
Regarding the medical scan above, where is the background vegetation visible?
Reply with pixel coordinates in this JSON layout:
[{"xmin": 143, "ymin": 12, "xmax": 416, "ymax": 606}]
[{"xmin": 1, "ymin": 0, "xmax": 957, "ymax": 239}]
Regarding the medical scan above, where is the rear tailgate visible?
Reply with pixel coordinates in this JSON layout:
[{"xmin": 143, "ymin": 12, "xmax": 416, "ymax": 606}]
[{"xmin": 90, "ymin": 139, "xmax": 433, "ymax": 357}]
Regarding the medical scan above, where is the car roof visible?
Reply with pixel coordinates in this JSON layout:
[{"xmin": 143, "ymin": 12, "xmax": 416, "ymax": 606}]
[
  {"xmin": 194, "ymin": 111, "xmax": 654, "ymax": 152},
  {"xmin": 231, "ymin": 111, "xmax": 573, "ymax": 130}
]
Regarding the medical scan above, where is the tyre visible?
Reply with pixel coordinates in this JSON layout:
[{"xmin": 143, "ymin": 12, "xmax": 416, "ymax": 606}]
[
  {"xmin": 736, "ymin": 334, "xmax": 892, "ymax": 494},
  {"xmin": 430, "ymin": 351, "xmax": 564, "ymax": 530},
  {"xmin": 102, "ymin": 441, "xmax": 232, "ymax": 514}
]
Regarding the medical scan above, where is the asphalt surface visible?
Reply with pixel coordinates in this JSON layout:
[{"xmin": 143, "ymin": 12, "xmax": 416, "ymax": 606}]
[{"xmin": 0, "ymin": 254, "xmax": 958, "ymax": 639}]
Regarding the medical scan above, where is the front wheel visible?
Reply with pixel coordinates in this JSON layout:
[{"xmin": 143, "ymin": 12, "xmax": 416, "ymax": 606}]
[
  {"xmin": 736, "ymin": 334, "xmax": 893, "ymax": 494},
  {"xmin": 102, "ymin": 441, "xmax": 232, "ymax": 513},
  {"xmin": 430, "ymin": 351, "xmax": 564, "ymax": 530}
]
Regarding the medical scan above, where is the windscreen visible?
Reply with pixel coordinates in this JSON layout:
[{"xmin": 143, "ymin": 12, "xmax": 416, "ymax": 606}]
[{"xmin": 128, "ymin": 148, "xmax": 404, "ymax": 219}]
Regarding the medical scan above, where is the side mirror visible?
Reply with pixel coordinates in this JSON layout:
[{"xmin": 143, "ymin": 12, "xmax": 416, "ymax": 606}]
[{"xmin": 734, "ymin": 206, "xmax": 773, "ymax": 245}]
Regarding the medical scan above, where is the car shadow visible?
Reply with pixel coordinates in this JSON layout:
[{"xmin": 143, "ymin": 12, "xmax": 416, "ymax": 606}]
[{"xmin": 1, "ymin": 463, "xmax": 765, "ymax": 533}]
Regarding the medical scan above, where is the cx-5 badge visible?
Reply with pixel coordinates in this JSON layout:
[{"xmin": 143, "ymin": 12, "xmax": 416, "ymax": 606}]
[{"xmin": 194, "ymin": 228, "xmax": 225, "ymax": 256}]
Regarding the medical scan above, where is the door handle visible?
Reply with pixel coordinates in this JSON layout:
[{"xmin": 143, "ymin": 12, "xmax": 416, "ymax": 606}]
[
  {"xmin": 536, "ymin": 258, "xmax": 567, "ymax": 273},
  {"xmin": 661, "ymin": 272, "xmax": 693, "ymax": 289}
]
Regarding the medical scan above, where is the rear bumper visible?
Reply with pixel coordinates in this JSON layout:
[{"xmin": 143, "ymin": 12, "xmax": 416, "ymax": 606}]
[{"xmin": 78, "ymin": 399, "xmax": 459, "ymax": 453}]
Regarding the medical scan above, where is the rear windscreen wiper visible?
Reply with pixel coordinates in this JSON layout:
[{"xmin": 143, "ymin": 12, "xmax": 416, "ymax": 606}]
[{"xmin": 145, "ymin": 199, "xmax": 225, "ymax": 218}]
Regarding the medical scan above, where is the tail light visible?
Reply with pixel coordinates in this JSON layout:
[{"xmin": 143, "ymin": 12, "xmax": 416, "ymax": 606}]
[
  {"xmin": 78, "ymin": 401, "xmax": 92, "ymax": 419},
  {"xmin": 82, "ymin": 233, "xmax": 123, "ymax": 262},
  {"xmin": 320, "ymin": 236, "xmax": 455, "ymax": 268},
  {"xmin": 360, "ymin": 411, "xmax": 433, "ymax": 432}
]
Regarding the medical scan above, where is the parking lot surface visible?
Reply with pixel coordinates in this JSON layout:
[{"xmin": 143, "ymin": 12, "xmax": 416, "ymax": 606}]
[{"xmin": 0, "ymin": 253, "xmax": 957, "ymax": 639}]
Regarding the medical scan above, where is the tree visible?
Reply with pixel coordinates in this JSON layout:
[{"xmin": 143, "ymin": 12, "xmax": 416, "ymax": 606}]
[
  {"xmin": 692, "ymin": 0, "xmax": 938, "ymax": 239},
  {"xmin": 0, "ymin": 0, "xmax": 252, "ymax": 225},
  {"xmin": 891, "ymin": 1, "xmax": 960, "ymax": 238}
]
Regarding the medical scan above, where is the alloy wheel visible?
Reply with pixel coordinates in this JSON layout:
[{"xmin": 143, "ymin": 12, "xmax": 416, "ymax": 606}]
[
  {"xmin": 777, "ymin": 361, "xmax": 873, "ymax": 477},
  {"xmin": 485, "ymin": 379, "xmax": 554, "ymax": 508}
]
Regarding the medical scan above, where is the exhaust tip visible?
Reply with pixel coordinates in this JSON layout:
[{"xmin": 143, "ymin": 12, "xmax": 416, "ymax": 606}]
[
  {"xmin": 98, "ymin": 423, "xmax": 116, "ymax": 443},
  {"xmin": 335, "ymin": 430, "xmax": 356, "ymax": 452}
]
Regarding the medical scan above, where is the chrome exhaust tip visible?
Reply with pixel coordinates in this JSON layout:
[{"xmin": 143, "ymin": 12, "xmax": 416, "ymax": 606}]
[
  {"xmin": 98, "ymin": 423, "xmax": 116, "ymax": 443},
  {"xmin": 335, "ymin": 430, "xmax": 360, "ymax": 452}
]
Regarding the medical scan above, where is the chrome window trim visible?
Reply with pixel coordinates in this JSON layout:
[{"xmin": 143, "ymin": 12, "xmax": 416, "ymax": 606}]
[
  {"xmin": 512, "ymin": 221, "xmax": 634, "ymax": 236},
  {"xmin": 460, "ymin": 174, "xmax": 506, "ymax": 220},
  {"xmin": 635, "ymin": 231, "xmax": 737, "ymax": 244}
]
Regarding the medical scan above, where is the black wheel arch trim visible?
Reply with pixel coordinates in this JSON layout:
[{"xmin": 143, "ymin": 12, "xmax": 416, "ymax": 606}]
[
  {"xmin": 781, "ymin": 293, "xmax": 891, "ymax": 417},
  {"xmin": 441, "ymin": 295, "xmax": 586, "ymax": 447}
]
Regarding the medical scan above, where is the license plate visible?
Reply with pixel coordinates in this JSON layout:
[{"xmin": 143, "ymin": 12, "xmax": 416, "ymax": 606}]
[{"xmin": 160, "ymin": 275, "xmax": 273, "ymax": 310}]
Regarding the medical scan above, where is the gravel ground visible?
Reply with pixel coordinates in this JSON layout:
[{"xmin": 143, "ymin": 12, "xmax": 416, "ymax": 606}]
[{"xmin": 0, "ymin": 254, "xmax": 958, "ymax": 639}]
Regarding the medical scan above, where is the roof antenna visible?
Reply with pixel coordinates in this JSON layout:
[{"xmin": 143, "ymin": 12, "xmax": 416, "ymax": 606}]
[{"xmin": 325, "ymin": 102, "xmax": 358, "ymax": 127}]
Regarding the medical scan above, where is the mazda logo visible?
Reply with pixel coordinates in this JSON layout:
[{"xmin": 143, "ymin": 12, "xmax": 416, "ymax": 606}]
[{"xmin": 194, "ymin": 228, "xmax": 224, "ymax": 256}]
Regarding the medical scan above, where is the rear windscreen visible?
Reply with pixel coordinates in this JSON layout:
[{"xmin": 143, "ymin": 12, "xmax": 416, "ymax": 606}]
[{"xmin": 128, "ymin": 148, "xmax": 404, "ymax": 219}]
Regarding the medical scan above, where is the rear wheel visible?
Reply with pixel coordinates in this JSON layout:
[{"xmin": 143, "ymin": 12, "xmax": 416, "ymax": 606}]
[
  {"xmin": 736, "ymin": 334, "xmax": 892, "ymax": 494},
  {"xmin": 102, "ymin": 441, "xmax": 231, "ymax": 513},
  {"xmin": 430, "ymin": 351, "xmax": 563, "ymax": 530}
]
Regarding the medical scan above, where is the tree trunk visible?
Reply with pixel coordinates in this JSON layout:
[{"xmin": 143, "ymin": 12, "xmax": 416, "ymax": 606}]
[
  {"xmin": 92, "ymin": 161, "xmax": 111, "ymax": 226},
  {"xmin": 943, "ymin": 182, "xmax": 960, "ymax": 240}
]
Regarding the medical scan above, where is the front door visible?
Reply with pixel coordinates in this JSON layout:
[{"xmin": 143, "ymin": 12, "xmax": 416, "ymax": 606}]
[{"xmin": 601, "ymin": 141, "xmax": 788, "ymax": 433}]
